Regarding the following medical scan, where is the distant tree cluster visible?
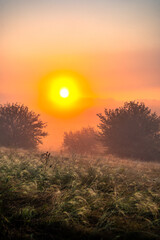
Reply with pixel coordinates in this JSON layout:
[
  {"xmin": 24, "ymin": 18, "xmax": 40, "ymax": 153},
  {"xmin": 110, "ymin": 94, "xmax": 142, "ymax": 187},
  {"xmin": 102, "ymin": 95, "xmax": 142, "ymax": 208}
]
[
  {"xmin": 1, "ymin": 101, "xmax": 160, "ymax": 162},
  {"xmin": 63, "ymin": 127, "xmax": 100, "ymax": 155},
  {"xmin": 97, "ymin": 101, "xmax": 160, "ymax": 161},
  {"xmin": 0, "ymin": 103, "xmax": 47, "ymax": 149}
]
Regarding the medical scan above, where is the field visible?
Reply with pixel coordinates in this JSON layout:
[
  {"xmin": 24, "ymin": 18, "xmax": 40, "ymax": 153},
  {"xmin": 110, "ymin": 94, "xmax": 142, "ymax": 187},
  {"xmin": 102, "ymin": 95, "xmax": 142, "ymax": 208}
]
[{"xmin": 0, "ymin": 148, "xmax": 160, "ymax": 240}]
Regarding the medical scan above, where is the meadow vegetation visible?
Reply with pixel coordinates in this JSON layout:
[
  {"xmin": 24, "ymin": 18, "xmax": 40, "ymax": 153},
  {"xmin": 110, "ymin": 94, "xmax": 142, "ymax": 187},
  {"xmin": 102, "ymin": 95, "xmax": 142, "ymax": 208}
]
[{"xmin": 0, "ymin": 147, "xmax": 160, "ymax": 239}]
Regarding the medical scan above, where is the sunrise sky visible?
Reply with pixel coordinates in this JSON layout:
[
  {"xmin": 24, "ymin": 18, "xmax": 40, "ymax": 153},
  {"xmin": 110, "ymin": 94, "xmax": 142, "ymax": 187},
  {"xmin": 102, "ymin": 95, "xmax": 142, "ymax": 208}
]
[{"xmin": 1, "ymin": 0, "xmax": 160, "ymax": 149}]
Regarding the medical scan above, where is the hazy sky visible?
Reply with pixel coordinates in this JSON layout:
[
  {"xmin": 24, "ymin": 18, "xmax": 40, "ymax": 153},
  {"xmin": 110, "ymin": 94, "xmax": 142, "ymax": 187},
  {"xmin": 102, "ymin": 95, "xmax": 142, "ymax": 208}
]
[{"xmin": 1, "ymin": 0, "xmax": 160, "ymax": 149}]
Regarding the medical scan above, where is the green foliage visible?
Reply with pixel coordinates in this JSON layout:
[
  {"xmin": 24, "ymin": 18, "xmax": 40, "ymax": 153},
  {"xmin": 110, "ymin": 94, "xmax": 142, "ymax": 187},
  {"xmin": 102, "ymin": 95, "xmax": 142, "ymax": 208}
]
[
  {"xmin": 97, "ymin": 101, "xmax": 160, "ymax": 161},
  {"xmin": 63, "ymin": 127, "xmax": 99, "ymax": 155},
  {"xmin": 0, "ymin": 148, "xmax": 160, "ymax": 239},
  {"xmin": 0, "ymin": 103, "xmax": 47, "ymax": 149}
]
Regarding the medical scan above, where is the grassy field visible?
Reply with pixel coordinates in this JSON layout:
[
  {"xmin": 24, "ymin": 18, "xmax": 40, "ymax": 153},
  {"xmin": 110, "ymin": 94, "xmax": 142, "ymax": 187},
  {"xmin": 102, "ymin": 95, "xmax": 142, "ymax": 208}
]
[{"xmin": 0, "ymin": 148, "xmax": 160, "ymax": 240}]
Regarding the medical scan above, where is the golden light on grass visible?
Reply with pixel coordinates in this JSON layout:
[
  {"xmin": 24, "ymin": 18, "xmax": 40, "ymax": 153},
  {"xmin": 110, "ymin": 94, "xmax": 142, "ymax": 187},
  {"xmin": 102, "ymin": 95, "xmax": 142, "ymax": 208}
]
[{"xmin": 38, "ymin": 70, "xmax": 95, "ymax": 118}]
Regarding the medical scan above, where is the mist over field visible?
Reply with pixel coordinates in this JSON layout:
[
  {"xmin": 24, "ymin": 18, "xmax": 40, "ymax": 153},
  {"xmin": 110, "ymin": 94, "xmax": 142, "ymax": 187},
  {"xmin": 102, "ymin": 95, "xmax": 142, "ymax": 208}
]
[
  {"xmin": 0, "ymin": 101, "xmax": 160, "ymax": 240},
  {"xmin": 1, "ymin": 0, "xmax": 160, "ymax": 239},
  {"xmin": 40, "ymin": 98, "xmax": 160, "ymax": 151}
]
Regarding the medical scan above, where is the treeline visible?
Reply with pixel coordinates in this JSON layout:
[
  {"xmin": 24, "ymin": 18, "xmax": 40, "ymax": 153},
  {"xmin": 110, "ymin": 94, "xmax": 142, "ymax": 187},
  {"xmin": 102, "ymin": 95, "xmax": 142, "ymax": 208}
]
[{"xmin": 0, "ymin": 102, "xmax": 160, "ymax": 161}]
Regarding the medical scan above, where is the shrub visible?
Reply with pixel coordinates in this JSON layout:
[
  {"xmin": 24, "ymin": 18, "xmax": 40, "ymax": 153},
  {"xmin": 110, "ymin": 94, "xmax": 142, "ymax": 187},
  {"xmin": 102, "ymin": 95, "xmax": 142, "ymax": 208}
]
[
  {"xmin": 63, "ymin": 127, "xmax": 99, "ymax": 155},
  {"xmin": 97, "ymin": 101, "xmax": 160, "ymax": 160},
  {"xmin": 0, "ymin": 103, "xmax": 47, "ymax": 149}
]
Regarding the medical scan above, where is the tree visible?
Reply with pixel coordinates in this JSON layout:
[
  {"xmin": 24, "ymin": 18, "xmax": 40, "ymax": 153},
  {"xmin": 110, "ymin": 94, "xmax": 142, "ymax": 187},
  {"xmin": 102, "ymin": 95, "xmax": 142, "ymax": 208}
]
[
  {"xmin": 0, "ymin": 103, "xmax": 47, "ymax": 149},
  {"xmin": 97, "ymin": 101, "xmax": 160, "ymax": 161},
  {"xmin": 63, "ymin": 127, "xmax": 100, "ymax": 155}
]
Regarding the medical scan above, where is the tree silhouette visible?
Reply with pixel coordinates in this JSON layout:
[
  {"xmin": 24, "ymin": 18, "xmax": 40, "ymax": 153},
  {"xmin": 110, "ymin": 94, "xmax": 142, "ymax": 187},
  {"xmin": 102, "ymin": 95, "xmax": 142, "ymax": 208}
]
[
  {"xmin": 63, "ymin": 127, "xmax": 99, "ymax": 155},
  {"xmin": 0, "ymin": 103, "xmax": 47, "ymax": 149},
  {"xmin": 97, "ymin": 101, "xmax": 160, "ymax": 161}
]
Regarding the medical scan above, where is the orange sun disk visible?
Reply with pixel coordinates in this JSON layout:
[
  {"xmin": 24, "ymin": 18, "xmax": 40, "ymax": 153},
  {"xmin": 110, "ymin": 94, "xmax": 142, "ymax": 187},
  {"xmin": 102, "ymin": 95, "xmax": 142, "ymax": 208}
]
[{"xmin": 38, "ymin": 71, "xmax": 95, "ymax": 118}]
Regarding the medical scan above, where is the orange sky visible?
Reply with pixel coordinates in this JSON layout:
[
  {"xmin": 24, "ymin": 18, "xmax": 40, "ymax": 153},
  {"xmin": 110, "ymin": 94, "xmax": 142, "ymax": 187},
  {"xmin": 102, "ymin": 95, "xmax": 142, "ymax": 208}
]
[{"xmin": 1, "ymin": 0, "xmax": 160, "ymax": 150}]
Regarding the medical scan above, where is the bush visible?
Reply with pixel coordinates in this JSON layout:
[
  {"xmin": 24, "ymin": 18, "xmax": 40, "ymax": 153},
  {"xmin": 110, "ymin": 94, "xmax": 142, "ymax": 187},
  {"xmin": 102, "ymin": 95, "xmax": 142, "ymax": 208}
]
[
  {"xmin": 63, "ymin": 127, "xmax": 100, "ymax": 155},
  {"xmin": 97, "ymin": 101, "xmax": 160, "ymax": 161},
  {"xmin": 0, "ymin": 103, "xmax": 47, "ymax": 149}
]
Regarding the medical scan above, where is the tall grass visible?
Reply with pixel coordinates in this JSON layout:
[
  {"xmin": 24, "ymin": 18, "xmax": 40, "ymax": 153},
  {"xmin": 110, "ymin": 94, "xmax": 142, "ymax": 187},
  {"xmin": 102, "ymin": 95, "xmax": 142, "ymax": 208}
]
[{"xmin": 0, "ymin": 147, "xmax": 160, "ymax": 239}]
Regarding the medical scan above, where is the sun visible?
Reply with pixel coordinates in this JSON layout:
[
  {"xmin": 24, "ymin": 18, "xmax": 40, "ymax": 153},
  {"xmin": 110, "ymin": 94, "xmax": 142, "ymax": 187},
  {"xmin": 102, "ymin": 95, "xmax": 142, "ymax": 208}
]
[
  {"xmin": 60, "ymin": 88, "xmax": 69, "ymax": 98},
  {"xmin": 48, "ymin": 73, "xmax": 80, "ymax": 109},
  {"xmin": 38, "ymin": 70, "xmax": 95, "ymax": 118}
]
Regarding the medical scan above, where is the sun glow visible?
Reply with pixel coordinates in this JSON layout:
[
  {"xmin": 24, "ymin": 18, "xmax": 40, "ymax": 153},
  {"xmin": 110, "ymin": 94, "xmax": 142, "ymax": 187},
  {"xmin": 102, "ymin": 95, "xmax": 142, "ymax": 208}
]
[
  {"xmin": 38, "ymin": 70, "xmax": 95, "ymax": 118},
  {"xmin": 48, "ymin": 74, "xmax": 80, "ymax": 108}
]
